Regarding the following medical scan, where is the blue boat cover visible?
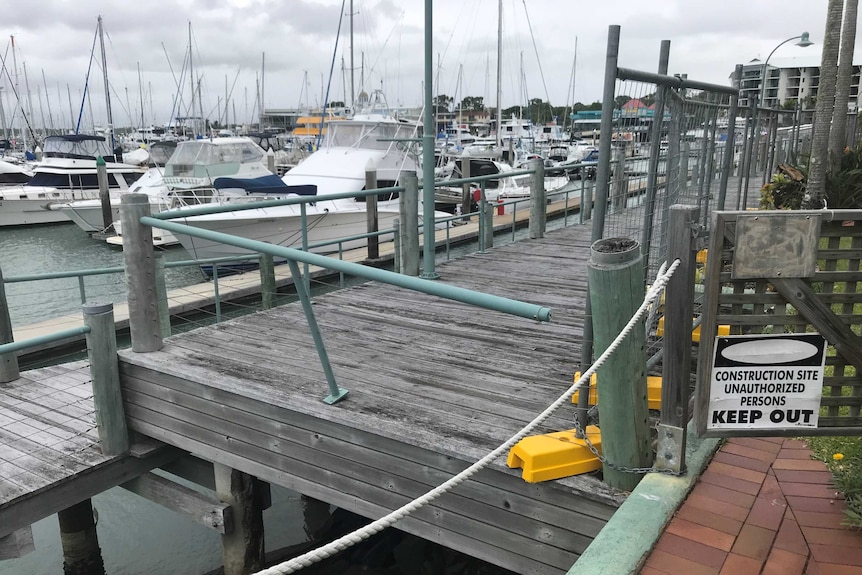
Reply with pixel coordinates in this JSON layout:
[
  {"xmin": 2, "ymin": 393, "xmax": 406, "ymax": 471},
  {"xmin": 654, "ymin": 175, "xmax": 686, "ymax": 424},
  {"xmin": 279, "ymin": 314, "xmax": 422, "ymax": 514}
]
[{"xmin": 213, "ymin": 175, "xmax": 317, "ymax": 196}]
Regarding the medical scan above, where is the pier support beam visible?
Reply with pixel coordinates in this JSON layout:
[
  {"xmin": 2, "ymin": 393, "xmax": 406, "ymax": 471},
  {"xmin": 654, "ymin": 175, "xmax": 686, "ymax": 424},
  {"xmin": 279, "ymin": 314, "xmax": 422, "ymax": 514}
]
[
  {"xmin": 399, "ymin": 173, "xmax": 420, "ymax": 277},
  {"xmin": 0, "ymin": 527, "xmax": 34, "ymax": 559},
  {"xmin": 58, "ymin": 499, "xmax": 105, "ymax": 575},
  {"xmin": 214, "ymin": 464, "xmax": 265, "ymax": 575},
  {"xmin": 365, "ymin": 163, "xmax": 379, "ymax": 261}
]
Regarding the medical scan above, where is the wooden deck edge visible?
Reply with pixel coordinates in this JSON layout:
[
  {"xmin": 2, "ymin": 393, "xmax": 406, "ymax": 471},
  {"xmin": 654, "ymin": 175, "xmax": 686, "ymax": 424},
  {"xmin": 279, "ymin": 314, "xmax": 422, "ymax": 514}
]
[
  {"xmin": 566, "ymin": 422, "xmax": 721, "ymax": 575},
  {"xmin": 0, "ymin": 444, "xmax": 182, "ymax": 539}
]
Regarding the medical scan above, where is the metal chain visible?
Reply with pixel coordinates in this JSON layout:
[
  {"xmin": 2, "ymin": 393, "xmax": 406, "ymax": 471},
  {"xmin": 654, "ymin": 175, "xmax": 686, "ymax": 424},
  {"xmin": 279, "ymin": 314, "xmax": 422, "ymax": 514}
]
[{"xmin": 574, "ymin": 400, "xmax": 684, "ymax": 477}]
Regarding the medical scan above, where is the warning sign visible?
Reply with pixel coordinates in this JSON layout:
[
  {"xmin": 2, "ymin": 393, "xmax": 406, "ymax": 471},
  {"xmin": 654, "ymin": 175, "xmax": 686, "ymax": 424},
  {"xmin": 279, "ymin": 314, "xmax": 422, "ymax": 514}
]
[{"xmin": 708, "ymin": 333, "xmax": 827, "ymax": 431}]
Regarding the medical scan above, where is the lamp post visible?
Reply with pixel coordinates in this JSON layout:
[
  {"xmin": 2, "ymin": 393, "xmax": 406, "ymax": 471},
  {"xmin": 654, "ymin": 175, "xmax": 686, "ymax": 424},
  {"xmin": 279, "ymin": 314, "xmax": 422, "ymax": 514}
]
[
  {"xmin": 758, "ymin": 32, "xmax": 814, "ymax": 110},
  {"xmin": 749, "ymin": 32, "xmax": 814, "ymax": 187}
]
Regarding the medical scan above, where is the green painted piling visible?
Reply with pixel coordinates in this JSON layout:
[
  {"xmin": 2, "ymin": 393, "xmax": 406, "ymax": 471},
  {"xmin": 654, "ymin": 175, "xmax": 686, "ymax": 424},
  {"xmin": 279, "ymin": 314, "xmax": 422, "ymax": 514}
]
[
  {"xmin": 0, "ymin": 266, "xmax": 19, "ymax": 383},
  {"xmin": 83, "ymin": 302, "xmax": 129, "ymax": 456},
  {"xmin": 588, "ymin": 238, "xmax": 651, "ymax": 491},
  {"xmin": 529, "ymin": 157, "xmax": 545, "ymax": 239}
]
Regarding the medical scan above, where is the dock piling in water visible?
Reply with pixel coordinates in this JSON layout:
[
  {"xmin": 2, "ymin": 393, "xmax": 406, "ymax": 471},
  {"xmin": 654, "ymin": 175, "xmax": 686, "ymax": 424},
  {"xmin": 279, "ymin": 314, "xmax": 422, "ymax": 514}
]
[{"xmin": 0, "ymin": 265, "xmax": 19, "ymax": 382}]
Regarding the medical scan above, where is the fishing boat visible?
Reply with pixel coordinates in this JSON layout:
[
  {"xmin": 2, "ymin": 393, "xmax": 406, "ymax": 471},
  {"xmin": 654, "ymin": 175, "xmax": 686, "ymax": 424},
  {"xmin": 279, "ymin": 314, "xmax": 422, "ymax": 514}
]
[
  {"xmin": 0, "ymin": 135, "xmax": 147, "ymax": 227},
  {"xmin": 167, "ymin": 90, "xmax": 447, "ymax": 269}
]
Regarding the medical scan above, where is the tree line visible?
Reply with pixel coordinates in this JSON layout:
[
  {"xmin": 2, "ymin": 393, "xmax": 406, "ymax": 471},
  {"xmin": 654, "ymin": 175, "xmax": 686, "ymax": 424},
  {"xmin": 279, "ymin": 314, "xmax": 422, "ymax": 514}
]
[{"xmin": 432, "ymin": 95, "xmax": 602, "ymax": 124}]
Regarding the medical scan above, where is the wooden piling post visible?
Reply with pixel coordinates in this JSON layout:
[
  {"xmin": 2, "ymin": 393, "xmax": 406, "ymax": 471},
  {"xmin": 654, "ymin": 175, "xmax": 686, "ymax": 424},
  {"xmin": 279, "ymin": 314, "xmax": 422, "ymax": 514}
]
[
  {"xmin": 461, "ymin": 158, "xmax": 472, "ymax": 218},
  {"xmin": 96, "ymin": 156, "xmax": 113, "ymax": 234},
  {"xmin": 365, "ymin": 162, "xmax": 379, "ymax": 260},
  {"xmin": 83, "ymin": 302, "xmax": 129, "ymax": 456},
  {"xmin": 392, "ymin": 219, "xmax": 402, "ymax": 274},
  {"xmin": 529, "ymin": 157, "xmax": 546, "ymax": 239},
  {"xmin": 0, "ymin": 265, "xmax": 19, "ymax": 383},
  {"xmin": 483, "ymin": 202, "xmax": 494, "ymax": 250},
  {"xmin": 656, "ymin": 205, "xmax": 698, "ymax": 474},
  {"xmin": 58, "ymin": 499, "xmax": 106, "ymax": 575},
  {"xmin": 399, "ymin": 173, "xmax": 420, "ymax": 276},
  {"xmin": 120, "ymin": 194, "xmax": 162, "ymax": 352},
  {"xmin": 588, "ymin": 238, "xmax": 651, "ymax": 491},
  {"xmin": 154, "ymin": 252, "xmax": 171, "ymax": 338},
  {"xmin": 259, "ymin": 253, "xmax": 276, "ymax": 310},
  {"xmin": 214, "ymin": 463, "xmax": 265, "ymax": 575}
]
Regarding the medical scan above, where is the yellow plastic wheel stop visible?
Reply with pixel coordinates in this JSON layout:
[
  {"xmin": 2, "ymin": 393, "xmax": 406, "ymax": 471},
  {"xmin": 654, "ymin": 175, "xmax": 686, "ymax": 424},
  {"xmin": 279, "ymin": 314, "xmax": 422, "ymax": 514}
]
[{"xmin": 507, "ymin": 425, "xmax": 603, "ymax": 483}]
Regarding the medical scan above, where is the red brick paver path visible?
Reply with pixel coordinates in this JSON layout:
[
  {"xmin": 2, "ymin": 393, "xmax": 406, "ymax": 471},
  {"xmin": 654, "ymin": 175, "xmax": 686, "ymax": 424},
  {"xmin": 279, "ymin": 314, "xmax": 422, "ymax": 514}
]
[{"xmin": 641, "ymin": 437, "xmax": 862, "ymax": 574}]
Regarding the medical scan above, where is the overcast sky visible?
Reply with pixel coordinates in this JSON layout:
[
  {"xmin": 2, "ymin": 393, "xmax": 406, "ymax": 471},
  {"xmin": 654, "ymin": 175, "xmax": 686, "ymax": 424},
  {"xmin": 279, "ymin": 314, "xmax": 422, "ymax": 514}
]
[{"xmin": 0, "ymin": 0, "xmax": 852, "ymax": 131}]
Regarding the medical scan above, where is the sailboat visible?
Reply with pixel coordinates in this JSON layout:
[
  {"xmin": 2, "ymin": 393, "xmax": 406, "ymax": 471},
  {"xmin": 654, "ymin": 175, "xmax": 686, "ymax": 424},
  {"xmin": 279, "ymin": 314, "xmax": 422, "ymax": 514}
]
[{"xmin": 0, "ymin": 16, "xmax": 148, "ymax": 227}]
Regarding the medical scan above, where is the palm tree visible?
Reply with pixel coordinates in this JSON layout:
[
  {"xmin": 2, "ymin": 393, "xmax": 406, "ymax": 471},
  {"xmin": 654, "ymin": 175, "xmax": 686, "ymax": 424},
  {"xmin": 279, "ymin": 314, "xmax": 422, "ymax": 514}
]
[
  {"xmin": 830, "ymin": 0, "xmax": 859, "ymax": 173},
  {"xmin": 806, "ymin": 0, "xmax": 843, "ymax": 207}
]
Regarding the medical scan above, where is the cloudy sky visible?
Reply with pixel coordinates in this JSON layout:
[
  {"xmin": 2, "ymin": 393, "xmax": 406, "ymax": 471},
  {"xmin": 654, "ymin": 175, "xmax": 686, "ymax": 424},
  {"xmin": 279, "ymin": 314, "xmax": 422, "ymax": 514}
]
[{"xmin": 0, "ymin": 0, "xmax": 850, "ymax": 131}]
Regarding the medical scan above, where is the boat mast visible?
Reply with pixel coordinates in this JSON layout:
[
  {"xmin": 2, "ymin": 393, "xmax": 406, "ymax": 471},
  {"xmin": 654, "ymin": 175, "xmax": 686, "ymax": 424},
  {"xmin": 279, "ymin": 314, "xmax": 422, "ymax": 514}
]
[
  {"xmin": 350, "ymin": 0, "xmax": 355, "ymax": 109},
  {"xmin": 137, "ymin": 62, "xmax": 145, "ymax": 129},
  {"xmin": 42, "ymin": 69, "xmax": 54, "ymax": 133},
  {"xmin": 495, "ymin": 0, "xmax": 502, "ymax": 146},
  {"xmin": 97, "ymin": 15, "xmax": 115, "ymax": 150},
  {"xmin": 11, "ymin": 35, "xmax": 27, "ymax": 152},
  {"xmin": 188, "ymin": 22, "xmax": 195, "ymax": 137},
  {"xmin": 260, "ymin": 52, "xmax": 265, "ymax": 125}
]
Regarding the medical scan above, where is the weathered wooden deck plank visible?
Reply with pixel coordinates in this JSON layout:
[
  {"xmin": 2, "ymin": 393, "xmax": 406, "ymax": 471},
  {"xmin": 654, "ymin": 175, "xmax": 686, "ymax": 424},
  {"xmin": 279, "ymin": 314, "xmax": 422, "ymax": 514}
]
[{"xmin": 117, "ymin": 222, "xmax": 628, "ymax": 574}]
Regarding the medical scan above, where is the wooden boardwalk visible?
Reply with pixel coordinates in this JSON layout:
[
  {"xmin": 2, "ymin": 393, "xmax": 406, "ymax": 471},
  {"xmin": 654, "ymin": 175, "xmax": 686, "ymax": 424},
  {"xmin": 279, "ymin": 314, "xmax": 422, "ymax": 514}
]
[
  {"xmin": 0, "ymin": 361, "xmax": 174, "ymax": 540},
  {"xmin": 117, "ymin": 221, "xmax": 622, "ymax": 575}
]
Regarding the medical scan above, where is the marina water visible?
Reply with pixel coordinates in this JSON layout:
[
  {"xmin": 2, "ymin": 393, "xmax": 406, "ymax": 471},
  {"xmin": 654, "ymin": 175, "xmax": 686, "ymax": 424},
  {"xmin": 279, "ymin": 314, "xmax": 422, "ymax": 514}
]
[{"xmin": 0, "ymin": 223, "xmax": 311, "ymax": 574}]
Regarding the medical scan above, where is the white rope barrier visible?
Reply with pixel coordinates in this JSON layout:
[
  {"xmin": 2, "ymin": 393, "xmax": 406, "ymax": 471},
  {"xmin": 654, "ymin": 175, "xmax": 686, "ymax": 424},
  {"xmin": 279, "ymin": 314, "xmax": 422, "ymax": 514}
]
[{"xmin": 254, "ymin": 259, "xmax": 682, "ymax": 574}]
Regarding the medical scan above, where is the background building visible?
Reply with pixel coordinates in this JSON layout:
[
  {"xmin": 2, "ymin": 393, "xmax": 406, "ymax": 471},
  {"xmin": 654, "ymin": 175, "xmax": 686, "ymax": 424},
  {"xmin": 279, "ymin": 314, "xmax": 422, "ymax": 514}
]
[{"xmin": 733, "ymin": 54, "xmax": 861, "ymax": 111}]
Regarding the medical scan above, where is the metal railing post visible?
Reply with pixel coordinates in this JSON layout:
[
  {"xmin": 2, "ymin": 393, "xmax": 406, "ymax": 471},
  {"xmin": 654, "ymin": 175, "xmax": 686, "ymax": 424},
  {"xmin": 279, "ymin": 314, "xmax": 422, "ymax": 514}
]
[
  {"xmin": 285, "ymin": 259, "xmax": 348, "ymax": 404},
  {"xmin": 717, "ymin": 65, "xmax": 742, "ymax": 211},
  {"xmin": 120, "ymin": 194, "xmax": 162, "ymax": 352},
  {"xmin": 641, "ymin": 39, "xmax": 671, "ymax": 281},
  {"xmin": 655, "ymin": 205, "xmax": 698, "ymax": 474}
]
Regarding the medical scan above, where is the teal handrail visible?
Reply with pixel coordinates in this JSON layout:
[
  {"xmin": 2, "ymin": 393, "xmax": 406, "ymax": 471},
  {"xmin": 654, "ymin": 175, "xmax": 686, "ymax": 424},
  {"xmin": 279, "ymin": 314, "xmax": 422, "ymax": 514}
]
[
  {"xmin": 0, "ymin": 325, "xmax": 91, "ymax": 355},
  {"xmin": 141, "ymin": 216, "xmax": 551, "ymax": 322}
]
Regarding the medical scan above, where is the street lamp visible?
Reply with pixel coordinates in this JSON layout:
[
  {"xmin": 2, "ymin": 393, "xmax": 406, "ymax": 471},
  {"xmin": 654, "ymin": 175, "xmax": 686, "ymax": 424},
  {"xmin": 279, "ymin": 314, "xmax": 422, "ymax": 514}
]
[{"xmin": 758, "ymin": 32, "xmax": 814, "ymax": 109}]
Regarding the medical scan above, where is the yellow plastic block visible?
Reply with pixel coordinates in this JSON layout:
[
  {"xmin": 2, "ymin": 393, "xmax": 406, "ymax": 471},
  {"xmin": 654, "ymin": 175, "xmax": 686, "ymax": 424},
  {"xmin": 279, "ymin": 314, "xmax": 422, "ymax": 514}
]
[
  {"xmin": 572, "ymin": 372, "xmax": 663, "ymax": 410},
  {"xmin": 507, "ymin": 425, "xmax": 602, "ymax": 483},
  {"xmin": 655, "ymin": 316, "xmax": 730, "ymax": 343}
]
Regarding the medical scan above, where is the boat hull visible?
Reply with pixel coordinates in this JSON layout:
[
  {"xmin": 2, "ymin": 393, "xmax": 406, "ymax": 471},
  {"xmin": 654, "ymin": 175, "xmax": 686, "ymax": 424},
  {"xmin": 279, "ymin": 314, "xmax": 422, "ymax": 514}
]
[
  {"xmin": 172, "ymin": 205, "xmax": 399, "ymax": 268},
  {"xmin": 0, "ymin": 196, "xmax": 73, "ymax": 226}
]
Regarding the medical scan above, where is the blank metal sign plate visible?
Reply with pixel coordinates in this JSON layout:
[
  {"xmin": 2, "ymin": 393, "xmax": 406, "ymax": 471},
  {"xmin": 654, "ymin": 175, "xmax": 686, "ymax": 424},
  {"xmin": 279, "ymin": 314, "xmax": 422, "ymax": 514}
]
[{"xmin": 733, "ymin": 213, "xmax": 821, "ymax": 279}]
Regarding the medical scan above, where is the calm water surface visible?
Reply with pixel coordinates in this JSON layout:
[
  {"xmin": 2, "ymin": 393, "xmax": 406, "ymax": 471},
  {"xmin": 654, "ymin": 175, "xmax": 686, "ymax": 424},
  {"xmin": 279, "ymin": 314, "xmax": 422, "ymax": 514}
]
[{"xmin": 0, "ymin": 223, "xmax": 311, "ymax": 574}]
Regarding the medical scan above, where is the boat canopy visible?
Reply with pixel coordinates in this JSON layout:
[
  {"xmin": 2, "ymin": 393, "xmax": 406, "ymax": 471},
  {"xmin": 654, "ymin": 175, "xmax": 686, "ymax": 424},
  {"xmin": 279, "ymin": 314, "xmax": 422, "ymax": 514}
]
[
  {"xmin": 165, "ymin": 139, "xmax": 265, "ymax": 178},
  {"xmin": 213, "ymin": 174, "xmax": 317, "ymax": 197},
  {"xmin": 44, "ymin": 135, "xmax": 113, "ymax": 160}
]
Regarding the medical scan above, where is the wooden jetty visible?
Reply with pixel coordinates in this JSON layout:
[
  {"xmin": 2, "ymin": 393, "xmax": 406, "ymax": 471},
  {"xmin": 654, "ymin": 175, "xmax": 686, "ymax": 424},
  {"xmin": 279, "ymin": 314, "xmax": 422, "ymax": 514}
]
[{"xmin": 117, "ymin": 221, "xmax": 620, "ymax": 575}]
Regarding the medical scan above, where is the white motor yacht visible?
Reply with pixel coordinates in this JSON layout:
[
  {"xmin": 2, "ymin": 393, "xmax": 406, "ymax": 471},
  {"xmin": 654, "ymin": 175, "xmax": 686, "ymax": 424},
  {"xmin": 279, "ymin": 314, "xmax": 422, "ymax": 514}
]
[
  {"xmin": 167, "ymin": 90, "xmax": 449, "ymax": 270},
  {"xmin": 0, "ymin": 135, "xmax": 146, "ymax": 227}
]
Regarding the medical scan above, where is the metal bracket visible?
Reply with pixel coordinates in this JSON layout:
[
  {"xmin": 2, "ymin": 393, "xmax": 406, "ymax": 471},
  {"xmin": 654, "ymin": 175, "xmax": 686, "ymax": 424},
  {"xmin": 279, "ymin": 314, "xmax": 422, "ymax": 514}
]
[{"xmin": 655, "ymin": 424, "xmax": 686, "ymax": 474}]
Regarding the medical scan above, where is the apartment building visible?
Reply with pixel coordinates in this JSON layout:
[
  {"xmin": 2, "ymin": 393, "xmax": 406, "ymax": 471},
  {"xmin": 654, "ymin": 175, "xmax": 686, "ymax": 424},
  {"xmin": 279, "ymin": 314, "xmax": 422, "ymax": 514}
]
[{"xmin": 733, "ymin": 54, "xmax": 861, "ymax": 111}]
